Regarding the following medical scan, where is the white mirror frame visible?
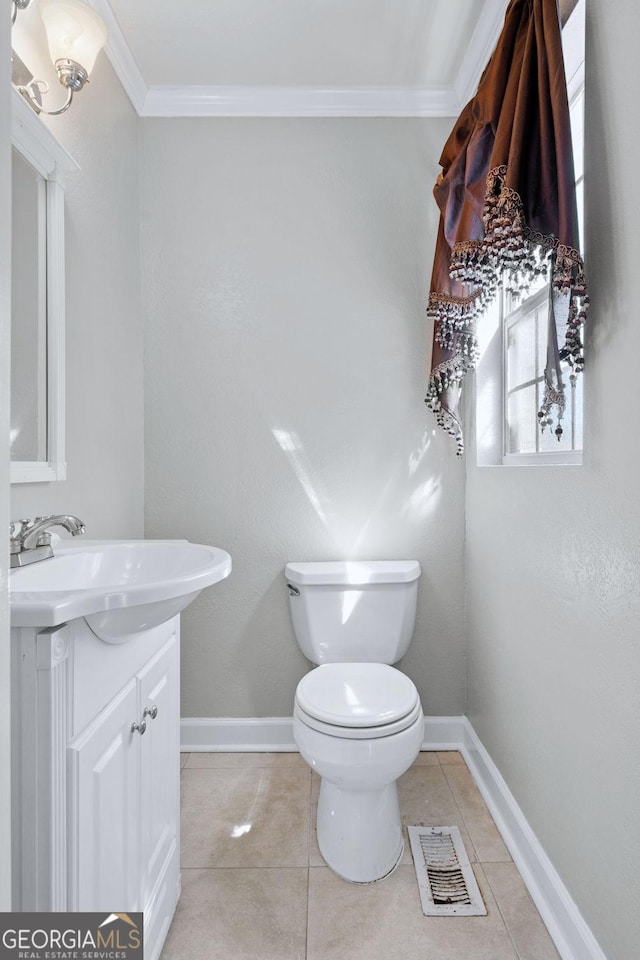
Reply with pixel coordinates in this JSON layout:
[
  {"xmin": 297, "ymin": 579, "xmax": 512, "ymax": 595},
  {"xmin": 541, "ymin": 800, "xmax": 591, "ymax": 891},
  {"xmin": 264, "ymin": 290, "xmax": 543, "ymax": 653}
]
[{"xmin": 10, "ymin": 89, "xmax": 78, "ymax": 483}]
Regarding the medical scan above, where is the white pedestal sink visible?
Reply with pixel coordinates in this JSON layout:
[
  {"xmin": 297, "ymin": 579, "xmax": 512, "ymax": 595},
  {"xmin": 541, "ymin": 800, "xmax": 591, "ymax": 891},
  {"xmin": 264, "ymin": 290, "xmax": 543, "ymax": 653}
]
[
  {"xmin": 10, "ymin": 538, "xmax": 232, "ymax": 642},
  {"xmin": 9, "ymin": 539, "xmax": 231, "ymax": 960}
]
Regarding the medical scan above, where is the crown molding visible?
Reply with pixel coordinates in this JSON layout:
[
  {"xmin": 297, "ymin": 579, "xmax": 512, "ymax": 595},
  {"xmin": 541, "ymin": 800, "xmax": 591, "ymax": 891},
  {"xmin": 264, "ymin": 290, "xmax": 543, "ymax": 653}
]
[
  {"xmin": 86, "ymin": 0, "xmax": 147, "ymax": 114},
  {"xmin": 91, "ymin": 0, "xmax": 507, "ymax": 119},
  {"xmin": 141, "ymin": 85, "xmax": 461, "ymax": 118}
]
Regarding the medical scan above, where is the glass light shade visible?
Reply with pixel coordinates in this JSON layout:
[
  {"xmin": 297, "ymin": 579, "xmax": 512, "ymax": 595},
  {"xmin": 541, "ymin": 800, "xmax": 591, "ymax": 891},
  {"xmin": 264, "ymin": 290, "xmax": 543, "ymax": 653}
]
[{"xmin": 39, "ymin": 0, "xmax": 107, "ymax": 77}]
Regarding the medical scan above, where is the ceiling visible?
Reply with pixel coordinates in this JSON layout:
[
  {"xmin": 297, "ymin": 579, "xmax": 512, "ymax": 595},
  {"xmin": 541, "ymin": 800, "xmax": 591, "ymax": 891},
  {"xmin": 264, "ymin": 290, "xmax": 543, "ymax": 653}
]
[
  {"xmin": 88, "ymin": 0, "xmax": 509, "ymax": 117},
  {"xmin": 106, "ymin": 0, "xmax": 486, "ymax": 89}
]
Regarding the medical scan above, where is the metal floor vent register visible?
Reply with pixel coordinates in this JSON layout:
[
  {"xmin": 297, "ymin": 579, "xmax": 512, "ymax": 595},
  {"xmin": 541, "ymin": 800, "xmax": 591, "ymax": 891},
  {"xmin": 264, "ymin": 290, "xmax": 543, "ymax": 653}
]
[{"xmin": 408, "ymin": 826, "xmax": 487, "ymax": 917}]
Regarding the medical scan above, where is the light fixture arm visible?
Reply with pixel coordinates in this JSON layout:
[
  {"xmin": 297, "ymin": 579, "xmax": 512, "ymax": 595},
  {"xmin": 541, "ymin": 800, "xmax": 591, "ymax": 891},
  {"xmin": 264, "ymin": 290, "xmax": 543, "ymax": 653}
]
[
  {"xmin": 17, "ymin": 78, "xmax": 74, "ymax": 116},
  {"xmin": 11, "ymin": 0, "xmax": 31, "ymax": 26},
  {"xmin": 16, "ymin": 58, "xmax": 89, "ymax": 116}
]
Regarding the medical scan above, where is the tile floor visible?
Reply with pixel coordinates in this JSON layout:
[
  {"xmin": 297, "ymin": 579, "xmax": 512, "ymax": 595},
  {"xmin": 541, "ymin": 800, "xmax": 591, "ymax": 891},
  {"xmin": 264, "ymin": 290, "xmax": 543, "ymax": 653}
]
[{"xmin": 161, "ymin": 751, "xmax": 561, "ymax": 960}]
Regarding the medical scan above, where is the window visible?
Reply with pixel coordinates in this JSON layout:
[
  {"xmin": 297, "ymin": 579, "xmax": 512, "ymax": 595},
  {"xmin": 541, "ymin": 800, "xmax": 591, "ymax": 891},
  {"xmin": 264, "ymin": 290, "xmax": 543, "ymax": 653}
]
[
  {"xmin": 477, "ymin": 0, "xmax": 585, "ymax": 467},
  {"xmin": 503, "ymin": 282, "xmax": 584, "ymax": 462}
]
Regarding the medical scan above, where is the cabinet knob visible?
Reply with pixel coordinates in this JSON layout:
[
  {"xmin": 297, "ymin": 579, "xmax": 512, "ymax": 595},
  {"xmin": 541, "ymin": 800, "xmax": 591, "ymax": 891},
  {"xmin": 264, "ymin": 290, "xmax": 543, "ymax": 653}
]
[
  {"xmin": 143, "ymin": 704, "xmax": 159, "ymax": 720},
  {"xmin": 131, "ymin": 719, "xmax": 147, "ymax": 736}
]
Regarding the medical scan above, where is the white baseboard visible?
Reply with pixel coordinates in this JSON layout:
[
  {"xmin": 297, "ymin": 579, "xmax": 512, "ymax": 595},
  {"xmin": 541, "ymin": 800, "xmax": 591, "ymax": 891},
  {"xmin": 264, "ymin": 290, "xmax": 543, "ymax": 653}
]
[
  {"xmin": 460, "ymin": 719, "xmax": 607, "ymax": 960},
  {"xmin": 181, "ymin": 714, "xmax": 606, "ymax": 960},
  {"xmin": 180, "ymin": 715, "xmax": 466, "ymax": 753},
  {"xmin": 181, "ymin": 717, "xmax": 298, "ymax": 752},
  {"xmin": 420, "ymin": 715, "xmax": 466, "ymax": 750}
]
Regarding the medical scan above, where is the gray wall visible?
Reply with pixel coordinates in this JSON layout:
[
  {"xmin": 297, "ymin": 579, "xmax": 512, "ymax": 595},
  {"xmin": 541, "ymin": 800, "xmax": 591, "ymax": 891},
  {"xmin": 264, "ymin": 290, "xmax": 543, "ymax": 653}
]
[
  {"xmin": 141, "ymin": 118, "xmax": 466, "ymax": 719},
  {"xmin": 465, "ymin": 2, "xmax": 640, "ymax": 958},
  {"xmin": 10, "ymin": 53, "xmax": 144, "ymax": 539},
  {"xmin": 1, "ymin": 3, "xmax": 12, "ymax": 911}
]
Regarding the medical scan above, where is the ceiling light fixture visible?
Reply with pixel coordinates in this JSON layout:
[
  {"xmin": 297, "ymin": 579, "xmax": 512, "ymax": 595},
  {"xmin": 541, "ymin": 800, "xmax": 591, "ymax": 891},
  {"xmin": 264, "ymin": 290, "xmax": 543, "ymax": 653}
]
[{"xmin": 12, "ymin": 0, "xmax": 107, "ymax": 116}]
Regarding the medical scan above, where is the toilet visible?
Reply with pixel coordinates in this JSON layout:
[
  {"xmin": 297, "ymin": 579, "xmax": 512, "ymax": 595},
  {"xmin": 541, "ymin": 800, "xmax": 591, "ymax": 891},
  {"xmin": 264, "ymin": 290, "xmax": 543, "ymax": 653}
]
[{"xmin": 286, "ymin": 560, "xmax": 423, "ymax": 883}]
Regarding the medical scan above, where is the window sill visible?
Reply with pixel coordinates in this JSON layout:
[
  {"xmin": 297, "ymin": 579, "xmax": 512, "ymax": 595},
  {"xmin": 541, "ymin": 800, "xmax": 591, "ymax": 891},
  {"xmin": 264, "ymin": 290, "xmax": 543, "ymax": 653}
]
[{"xmin": 500, "ymin": 451, "xmax": 582, "ymax": 466}]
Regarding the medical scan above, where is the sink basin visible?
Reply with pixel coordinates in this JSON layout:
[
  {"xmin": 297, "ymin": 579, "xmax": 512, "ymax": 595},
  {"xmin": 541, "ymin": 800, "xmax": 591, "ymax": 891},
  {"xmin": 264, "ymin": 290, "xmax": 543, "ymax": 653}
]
[{"xmin": 10, "ymin": 539, "xmax": 232, "ymax": 642}]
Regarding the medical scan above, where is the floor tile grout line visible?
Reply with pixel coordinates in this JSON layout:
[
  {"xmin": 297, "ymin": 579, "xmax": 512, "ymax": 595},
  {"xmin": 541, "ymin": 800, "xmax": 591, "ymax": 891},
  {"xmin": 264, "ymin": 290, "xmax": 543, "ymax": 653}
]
[
  {"xmin": 304, "ymin": 866, "xmax": 310, "ymax": 960},
  {"xmin": 478, "ymin": 863, "xmax": 522, "ymax": 960},
  {"xmin": 307, "ymin": 765, "xmax": 314, "ymax": 868},
  {"xmin": 178, "ymin": 864, "xmax": 347, "ymax": 870},
  {"xmin": 439, "ymin": 760, "xmax": 482, "ymax": 864},
  {"xmin": 441, "ymin": 761, "xmax": 513, "ymax": 864},
  {"xmin": 442, "ymin": 757, "xmax": 514, "ymax": 864},
  {"xmin": 179, "ymin": 865, "xmax": 312, "ymax": 870},
  {"xmin": 179, "ymin": 863, "xmax": 315, "ymax": 870},
  {"xmin": 307, "ymin": 764, "xmax": 317, "ymax": 956}
]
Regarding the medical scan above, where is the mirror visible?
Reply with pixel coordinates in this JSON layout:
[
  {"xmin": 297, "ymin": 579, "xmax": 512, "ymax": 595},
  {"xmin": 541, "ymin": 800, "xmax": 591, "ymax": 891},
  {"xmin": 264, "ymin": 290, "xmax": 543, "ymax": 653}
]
[
  {"xmin": 11, "ymin": 147, "xmax": 46, "ymax": 464},
  {"xmin": 10, "ymin": 88, "xmax": 77, "ymax": 483}
]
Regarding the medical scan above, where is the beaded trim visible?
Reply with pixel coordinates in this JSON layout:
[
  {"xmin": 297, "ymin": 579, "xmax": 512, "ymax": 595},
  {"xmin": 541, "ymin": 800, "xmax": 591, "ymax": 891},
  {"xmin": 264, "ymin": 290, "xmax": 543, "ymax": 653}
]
[
  {"xmin": 425, "ymin": 359, "xmax": 465, "ymax": 455},
  {"xmin": 426, "ymin": 165, "xmax": 588, "ymax": 455}
]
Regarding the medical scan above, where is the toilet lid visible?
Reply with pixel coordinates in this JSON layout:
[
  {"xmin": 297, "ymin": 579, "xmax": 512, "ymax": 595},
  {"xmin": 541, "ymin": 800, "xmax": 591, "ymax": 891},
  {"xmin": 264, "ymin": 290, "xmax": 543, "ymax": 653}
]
[{"xmin": 295, "ymin": 663, "xmax": 419, "ymax": 728}]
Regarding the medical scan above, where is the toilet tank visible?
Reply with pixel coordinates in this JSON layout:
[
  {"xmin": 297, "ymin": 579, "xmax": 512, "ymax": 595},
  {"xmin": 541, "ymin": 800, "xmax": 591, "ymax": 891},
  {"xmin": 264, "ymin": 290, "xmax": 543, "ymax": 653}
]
[{"xmin": 285, "ymin": 560, "xmax": 421, "ymax": 665}]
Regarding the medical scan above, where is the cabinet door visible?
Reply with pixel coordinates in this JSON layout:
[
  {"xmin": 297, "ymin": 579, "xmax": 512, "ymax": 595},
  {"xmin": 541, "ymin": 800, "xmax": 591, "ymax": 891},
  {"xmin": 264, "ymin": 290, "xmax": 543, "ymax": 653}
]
[
  {"xmin": 138, "ymin": 632, "xmax": 179, "ymax": 905},
  {"xmin": 68, "ymin": 680, "xmax": 141, "ymax": 911}
]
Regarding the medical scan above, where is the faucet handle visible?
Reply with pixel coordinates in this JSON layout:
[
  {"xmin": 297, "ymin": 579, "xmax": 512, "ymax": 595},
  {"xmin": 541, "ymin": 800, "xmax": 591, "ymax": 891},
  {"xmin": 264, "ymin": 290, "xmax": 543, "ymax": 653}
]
[
  {"xmin": 10, "ymin": 520, "xmax": 29, "ymax": 551},
  {"xmin": 10, "ymin": 519, "xmax": 31, "ymax": 538}
]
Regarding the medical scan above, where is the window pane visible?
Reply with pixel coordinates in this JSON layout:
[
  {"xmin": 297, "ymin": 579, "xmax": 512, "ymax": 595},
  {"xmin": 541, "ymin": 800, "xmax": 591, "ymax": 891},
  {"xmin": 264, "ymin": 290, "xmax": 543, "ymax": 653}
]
[
  {"xmin": 573, "ymin": 369, "xmax": 584, "ymax": 449},
  {"xmin": 539, "ymin": 415, "xmax": 566, "ymax": 452},
  {"xmin": 536, "ymin": 304, "xmax": 549, "ymax": 373},
  {"xmin": 507, "ymin": 384, "xmax": 539, "ymax": 453},
  {"xmin": 538, "ymin": 368, "xmax": 583, "ymax": 453},
  {"xmin": 507, "ymin": 311, "xmax": 537, "ymax": 389},
  {"xmin": 575, "ymin": 178, "xmax": 584, "ymax": 252},
  {"xmin": 570, "ymin": 89, "xmax": 584, "ymax": 181}
]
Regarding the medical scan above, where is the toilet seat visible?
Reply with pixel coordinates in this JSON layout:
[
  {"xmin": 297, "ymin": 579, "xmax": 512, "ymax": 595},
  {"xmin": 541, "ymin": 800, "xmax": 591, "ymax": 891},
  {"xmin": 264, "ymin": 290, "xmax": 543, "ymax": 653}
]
[
  {"xmin": 295, "ymin": 663, "xmax": 421, "ymax": 740},
  {"xmin": 295, "ymin": 698, "xmax": 422, "ymax": 740}
]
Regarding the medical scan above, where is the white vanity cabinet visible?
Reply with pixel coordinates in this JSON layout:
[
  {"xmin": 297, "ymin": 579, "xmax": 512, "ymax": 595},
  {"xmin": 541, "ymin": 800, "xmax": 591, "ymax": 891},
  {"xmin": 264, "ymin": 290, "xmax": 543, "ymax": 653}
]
[{"xmin": 11, "ymin": 615, "xmax": 181, "ymax": 960}]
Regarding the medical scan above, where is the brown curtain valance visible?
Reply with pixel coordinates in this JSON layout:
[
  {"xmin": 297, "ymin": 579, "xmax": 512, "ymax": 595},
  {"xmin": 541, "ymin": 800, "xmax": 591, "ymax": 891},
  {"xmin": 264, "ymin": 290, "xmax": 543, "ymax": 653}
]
[{"xmin": 425, "ymin": 0, "xmax": 587, "ymax": 454}]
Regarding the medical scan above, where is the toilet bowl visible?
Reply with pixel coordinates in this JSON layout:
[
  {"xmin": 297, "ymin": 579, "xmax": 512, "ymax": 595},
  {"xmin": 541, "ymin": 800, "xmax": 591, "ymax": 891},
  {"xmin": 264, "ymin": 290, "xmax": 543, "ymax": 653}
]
[
  {"xmin": 294, "ymin": 662, "xmax": 424, "ymax": 883},
  {"xmin": 286, "ymin": 560, "xmax": 423, "ymax": 883}
]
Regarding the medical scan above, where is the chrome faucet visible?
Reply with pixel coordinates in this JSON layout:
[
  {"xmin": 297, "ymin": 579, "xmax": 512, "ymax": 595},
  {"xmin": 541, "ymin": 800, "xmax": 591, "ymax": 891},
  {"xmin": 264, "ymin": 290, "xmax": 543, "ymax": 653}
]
[{"xmin": 10, "ymin": 515, "xmax": 86, "ymax": 568}]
